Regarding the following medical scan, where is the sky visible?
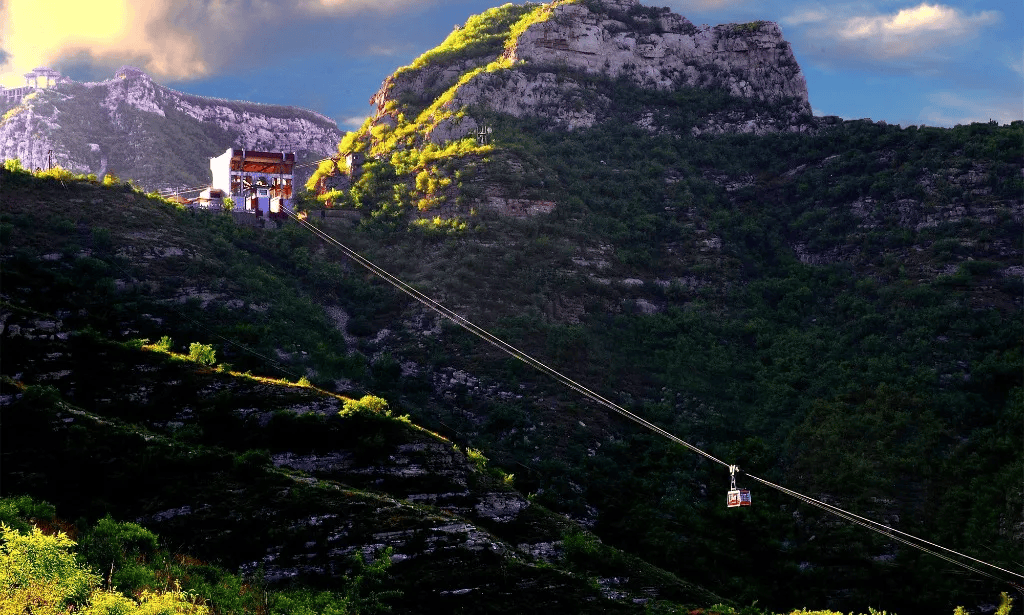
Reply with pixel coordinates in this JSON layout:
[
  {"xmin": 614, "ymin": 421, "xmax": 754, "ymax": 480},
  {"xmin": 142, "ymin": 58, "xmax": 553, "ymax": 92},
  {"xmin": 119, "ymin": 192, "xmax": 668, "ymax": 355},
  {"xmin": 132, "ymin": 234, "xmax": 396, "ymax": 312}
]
[{"xmin": 0, "ymin": 0, "xmax": 1020, "ymax": 131}]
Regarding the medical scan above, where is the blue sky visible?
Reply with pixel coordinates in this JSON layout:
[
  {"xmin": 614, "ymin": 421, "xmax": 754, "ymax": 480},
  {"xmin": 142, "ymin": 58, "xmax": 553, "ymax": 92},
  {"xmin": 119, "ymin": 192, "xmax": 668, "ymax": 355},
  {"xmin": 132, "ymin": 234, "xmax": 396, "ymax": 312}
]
[{"xmin": 1, "ymin": 0, "xmax": 1020, "ymax": 131}]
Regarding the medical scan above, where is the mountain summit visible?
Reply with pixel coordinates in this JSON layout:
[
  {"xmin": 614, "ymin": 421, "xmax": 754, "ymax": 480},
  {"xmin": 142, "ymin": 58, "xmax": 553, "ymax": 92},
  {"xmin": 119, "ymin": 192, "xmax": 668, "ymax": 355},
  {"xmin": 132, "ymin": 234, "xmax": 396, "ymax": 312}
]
[
  {"xmin": 315, "ymin": 0, "xmax": 815, "ymax": 221},
  {"xmin": 368, "ymin": 0, "xmax": 810, "ymax": 146}
]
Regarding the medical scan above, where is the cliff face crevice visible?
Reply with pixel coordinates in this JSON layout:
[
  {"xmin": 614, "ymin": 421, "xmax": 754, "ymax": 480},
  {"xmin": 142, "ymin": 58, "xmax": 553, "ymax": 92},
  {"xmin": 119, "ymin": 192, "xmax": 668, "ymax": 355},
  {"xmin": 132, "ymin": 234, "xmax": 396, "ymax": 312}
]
[{"xmin": 0, "ymin": 72, "xmax": 342, "ymax": 190}]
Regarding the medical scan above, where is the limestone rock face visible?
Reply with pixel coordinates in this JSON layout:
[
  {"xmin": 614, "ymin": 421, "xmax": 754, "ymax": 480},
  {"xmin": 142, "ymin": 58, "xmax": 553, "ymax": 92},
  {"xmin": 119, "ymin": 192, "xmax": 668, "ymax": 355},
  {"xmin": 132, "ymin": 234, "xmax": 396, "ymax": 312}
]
[
  {"xmin": 369, "ymin": 0, "xmax": 810, "ymax": 140},
  {"xmin": 0, "ymin": 71, "xmax": 341, "ymax": 190},
  {"xmin": 508, "ymin": 2, "xmax": 808, "ymax": 104}
]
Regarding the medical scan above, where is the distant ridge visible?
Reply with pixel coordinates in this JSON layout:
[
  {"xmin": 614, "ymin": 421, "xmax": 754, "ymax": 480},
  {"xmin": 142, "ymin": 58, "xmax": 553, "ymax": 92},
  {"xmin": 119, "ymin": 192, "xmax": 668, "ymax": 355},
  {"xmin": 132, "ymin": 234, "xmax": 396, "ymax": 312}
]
[{"xmin": 0, "ymin": 68, "xmax": 342, "ymax": 191}]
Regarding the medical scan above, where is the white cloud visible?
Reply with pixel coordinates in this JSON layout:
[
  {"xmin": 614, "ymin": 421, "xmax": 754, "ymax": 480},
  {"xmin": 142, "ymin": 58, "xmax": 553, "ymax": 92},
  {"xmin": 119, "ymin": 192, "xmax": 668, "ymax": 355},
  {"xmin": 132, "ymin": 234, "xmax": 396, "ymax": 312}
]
[
  {"xmin": 365, "ymin": 45, "xmax": 405, "ymax": 57},
  {"xmin": 782, "ymin": 8, "xmax": 829, "ymax": 27},
  {"xmin": 339, "ymin": 115, "xmax": 371, "ymax": 130},
  {"xmin": 1009, "ymin": 49, "xmax": 1024, "ymax": 78},
  {"xmin": 918, "ymin": 91, "xmax": 1022, "ymax": 126},
  {"xmin": 839, "ymin": 4, "xmax": 999, "ymax": 58},
  {"xmin": 791, "ymin": 3, "xmax": 1001, "ymax": 64},
  {"xmin": 0, "ymin": 0, "xmax": 433, "ymax": 88}
]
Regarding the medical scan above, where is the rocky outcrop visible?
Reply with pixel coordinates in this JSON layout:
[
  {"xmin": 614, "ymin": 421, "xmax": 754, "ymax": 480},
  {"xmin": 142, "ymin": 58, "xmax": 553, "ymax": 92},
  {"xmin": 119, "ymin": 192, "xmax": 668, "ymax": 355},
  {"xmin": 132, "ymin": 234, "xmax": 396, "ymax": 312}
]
[
  {"xmin": 507, "ymin": 2, "xmax": 807, "ymax": 104},
  {"xmin": 370, "ymin": 0, "xmax": 809, "ymax": 140},
  {"xmin": 0, "ymin": 70, "xmax": 341, "ymax": 190}
]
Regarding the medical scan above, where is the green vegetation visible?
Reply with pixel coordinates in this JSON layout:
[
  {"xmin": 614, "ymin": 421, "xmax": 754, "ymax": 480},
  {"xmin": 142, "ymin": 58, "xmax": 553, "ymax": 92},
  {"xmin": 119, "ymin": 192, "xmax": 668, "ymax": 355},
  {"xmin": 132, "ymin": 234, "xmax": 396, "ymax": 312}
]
[
  {"xmin": 0, "ymin": 521, "xmax": 208, "ymax": 615},
  {"xmin": 188, "ymin": 342, "xmax": 217, "ymax": 366},
  {"xmin": 2, "ymin": 9, "xmax": 1021, "ymax": 611},
  {"xmin": 396, "ymin": 3, "xmax": 539, "ymax": 76},
  {"xmin": 731, "ymin": 21, "xmax": 767, "ymax": 34},
  {"xmin": 297, "ymin": 98, "xmax": 1022, "ymax": 611},
  {"xmin": 0, "ymin": 497, "xmax": 402, "ymax": 615}
]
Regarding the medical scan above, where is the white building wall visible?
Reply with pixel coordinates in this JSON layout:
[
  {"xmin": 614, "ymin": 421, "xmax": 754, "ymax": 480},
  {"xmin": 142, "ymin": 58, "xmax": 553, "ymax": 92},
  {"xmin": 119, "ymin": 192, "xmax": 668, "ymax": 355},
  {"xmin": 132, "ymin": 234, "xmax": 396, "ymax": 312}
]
[{"xmin": 210, "ymin": 148, "xmax": 233, "ymax": 195}]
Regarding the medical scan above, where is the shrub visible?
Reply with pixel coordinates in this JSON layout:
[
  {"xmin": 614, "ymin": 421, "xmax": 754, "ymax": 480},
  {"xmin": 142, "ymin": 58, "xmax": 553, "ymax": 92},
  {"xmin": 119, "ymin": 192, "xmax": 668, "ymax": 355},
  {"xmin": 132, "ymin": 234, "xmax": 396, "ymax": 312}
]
[
  {"xmin": 340, "ymin": 394, "xmax": 390, "ymax": 418},
  {"xmin": 465, "ymin": 447, "xmax": 488, "ymax": 472},
  {"xmin": 0, "ymin": 496, "xmax": 56, "ymax": 534},
  {"xmin": 154, "ymin": 336, "xmax": 173, "ymax": 351},
  {"xmin": 233, "ymin": 449, "xmax": 273, "ymax": 479},
  {"xmin": 2, "ymin": 158, "xmax": 26, "ymax": 173},
  {"xmin": 188, "ymin": 342, "xmax": 216, "ymax": 366},
  {"xmin": 0, "ymin": 524, "xmax": 97, "ymax": 611},
  {"xmin": 80, "ymin": 516, "xmax": 159, "ymax": 577}
]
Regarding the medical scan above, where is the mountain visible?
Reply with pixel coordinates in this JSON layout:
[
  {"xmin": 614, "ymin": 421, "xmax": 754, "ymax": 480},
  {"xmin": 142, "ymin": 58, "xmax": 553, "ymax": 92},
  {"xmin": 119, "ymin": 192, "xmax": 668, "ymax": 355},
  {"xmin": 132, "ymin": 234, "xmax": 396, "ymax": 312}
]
[
  {"xmin": 1, "ymin": 166, "xmax": 727, "ymax": 614},
  {"xmin": 0, "ymin": 68, "xmax": 342, "ymax": 191},
  {"xmin": 2, "ymin": 0, "xmax": 1022, "ymax": 613},
  {"xmin": 371, "ymin": 0, "xmax": 810, "ymax": 143},
  {"xmin": 310, "ymin": 1, "xmax": 1023, "ymax": 610},
  {"xmin": 322, "ymin": 0, "xmax": 820, "ymax": 221}
]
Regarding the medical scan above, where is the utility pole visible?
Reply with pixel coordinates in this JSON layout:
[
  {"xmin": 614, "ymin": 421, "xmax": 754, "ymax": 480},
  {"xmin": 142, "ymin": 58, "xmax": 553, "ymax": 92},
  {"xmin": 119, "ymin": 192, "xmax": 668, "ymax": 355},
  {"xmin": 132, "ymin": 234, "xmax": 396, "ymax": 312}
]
[{"xmin": 46, "ymin": 149, "xmax": 54, "ymax": 170}]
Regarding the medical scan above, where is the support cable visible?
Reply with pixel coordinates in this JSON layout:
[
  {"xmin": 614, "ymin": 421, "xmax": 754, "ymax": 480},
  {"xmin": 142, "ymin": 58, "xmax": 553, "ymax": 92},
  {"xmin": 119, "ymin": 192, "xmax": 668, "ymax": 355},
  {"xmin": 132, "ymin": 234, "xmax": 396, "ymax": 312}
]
[
  {"xmin": 283, "ymin": 208, "xmax": 727, "ymax": 467},
  {"xmin": 282, "ymin": 207, "xmax": 1024, "ymax": 588},
  {"xmin": 744, "ymin": 472, "xmax": 1024, "ymax": 588}
]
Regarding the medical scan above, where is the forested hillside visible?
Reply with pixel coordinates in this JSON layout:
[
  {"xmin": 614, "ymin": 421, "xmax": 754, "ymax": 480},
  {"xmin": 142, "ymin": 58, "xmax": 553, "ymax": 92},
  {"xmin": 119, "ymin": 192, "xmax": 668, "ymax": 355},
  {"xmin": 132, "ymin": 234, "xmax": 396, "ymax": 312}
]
[
  {"xmin": 301, "ymin": 1, "xmax": 1023, "ymax": 607},
  {"xmin": 2, "ymin": 0, "xmax": 1022, "ymax": 612},
  {"xmin": 305, "ymin": 114, "xmax": 1024, "ymax": 612}
]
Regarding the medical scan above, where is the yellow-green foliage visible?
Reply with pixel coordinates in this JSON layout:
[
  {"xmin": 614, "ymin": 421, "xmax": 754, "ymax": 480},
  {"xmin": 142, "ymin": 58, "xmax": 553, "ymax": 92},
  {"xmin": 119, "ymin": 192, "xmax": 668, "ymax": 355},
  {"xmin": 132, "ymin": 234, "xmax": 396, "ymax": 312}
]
[
  {"xmin": 2, "ymin": 158, "xmax": 26, "ymax": 174},
  {"xmin": 411, "ymin": 216, "xmax": 468, "ymax": 233},
  {"xmin": 391, "ymin": 138, "xmax": 492, "ymax": 175},
  {"xmin": 35, "ymin": 165, "xmax": 76, "ymax": 182},
  {"xmin": 397, "ymin": 3, "xmax": 540, "ymax": 75},
  {"xmin": 84, "ymin": 585, "xmax": 208, "ymax": 614},
  {"xmin": 504, "ymin": 2, "xmax": 571, "ymax": 52},
  {"xmin": 0, "ymin": 524, "xmax": 208, "ymax": 615},
  {"xmin": 788, "ymin": 598, "xmax": 1016, "ymax": 615},
  {"xmin": 306, "ymin": 159, "xmax": 341, "ymax": 191},
  {"xmin": 307, "ymin": 0, "xmax": 566, "ymax": 219},
  {"xmin": 2, "ymin": 101, "xmax": 29, "ymax": 122},
  {"xmin": 732, "ymin": 20, "xmax": 767, "ymax": 34},
  {"xmin": 0, "ymin": 524, "xmax": 96, "ymax": 613},
  {"xmin": 187, "ymin": 342, "xmax": 216, "ymax": 366},
  {"xmin": 340, "ymin": 394, "xmax": 391, "ymax": 418},
  {"xmin": 415, "ymin": 169, "xmax": 431, "ymax": 192},
  {"xmin": 338, "ymin": 122, "xmax": 371, "ymax": 154},
  {"xmin": 466, "ymin": 447, "xmax": 488, "ymax": 472}
]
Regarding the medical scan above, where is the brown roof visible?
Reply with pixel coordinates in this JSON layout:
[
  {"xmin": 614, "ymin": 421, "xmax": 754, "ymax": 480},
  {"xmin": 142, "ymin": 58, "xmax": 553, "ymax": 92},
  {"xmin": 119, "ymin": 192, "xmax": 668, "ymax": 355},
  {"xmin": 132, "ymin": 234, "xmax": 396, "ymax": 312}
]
[{"xmin": 230, "ymin": 149, "xmax": 296, "ymax": 163}]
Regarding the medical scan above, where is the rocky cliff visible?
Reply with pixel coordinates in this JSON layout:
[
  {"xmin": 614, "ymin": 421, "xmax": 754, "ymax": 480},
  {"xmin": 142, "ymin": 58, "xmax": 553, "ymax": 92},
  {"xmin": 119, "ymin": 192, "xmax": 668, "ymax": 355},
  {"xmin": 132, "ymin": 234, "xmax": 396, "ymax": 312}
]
[
  {"xmin": 319, "ymin": 0, "xmax": 818, "ymax": 223},
  {"xmin": 0, "ymin": 70, "xmax": 342, "ymax": 190},
  {"xmin": 368, "ymin": 0, "xmax": 810, "ymax": 144}
]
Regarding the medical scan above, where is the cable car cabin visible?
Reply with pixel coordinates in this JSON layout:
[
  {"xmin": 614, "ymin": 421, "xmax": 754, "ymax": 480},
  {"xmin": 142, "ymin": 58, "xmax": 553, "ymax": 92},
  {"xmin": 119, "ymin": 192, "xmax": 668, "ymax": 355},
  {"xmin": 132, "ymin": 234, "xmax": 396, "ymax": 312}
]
[{"xmin": 727, "ymin": 489, "xmax": 752, "ymax": 508}]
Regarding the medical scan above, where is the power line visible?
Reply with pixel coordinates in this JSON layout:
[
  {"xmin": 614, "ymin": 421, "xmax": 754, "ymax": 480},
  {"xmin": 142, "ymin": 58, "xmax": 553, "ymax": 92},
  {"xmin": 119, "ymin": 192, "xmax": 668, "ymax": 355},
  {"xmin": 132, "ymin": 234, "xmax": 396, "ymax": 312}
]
[{"xmin": 281, "ymin": 206, "xmax": 1024, "ymax": 590}]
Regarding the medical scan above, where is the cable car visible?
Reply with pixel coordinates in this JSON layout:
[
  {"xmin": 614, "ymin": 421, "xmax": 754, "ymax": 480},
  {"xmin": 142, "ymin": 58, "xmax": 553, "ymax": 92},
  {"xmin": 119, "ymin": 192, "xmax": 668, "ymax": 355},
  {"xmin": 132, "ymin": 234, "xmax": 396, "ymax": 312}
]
[
  {"xmin": 727, "ymin": 465, "xmax": 751, "ymax": 508},
  {"xmin": 727, "ymin": 489, "xmax": 752, "ymax": 507}
]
